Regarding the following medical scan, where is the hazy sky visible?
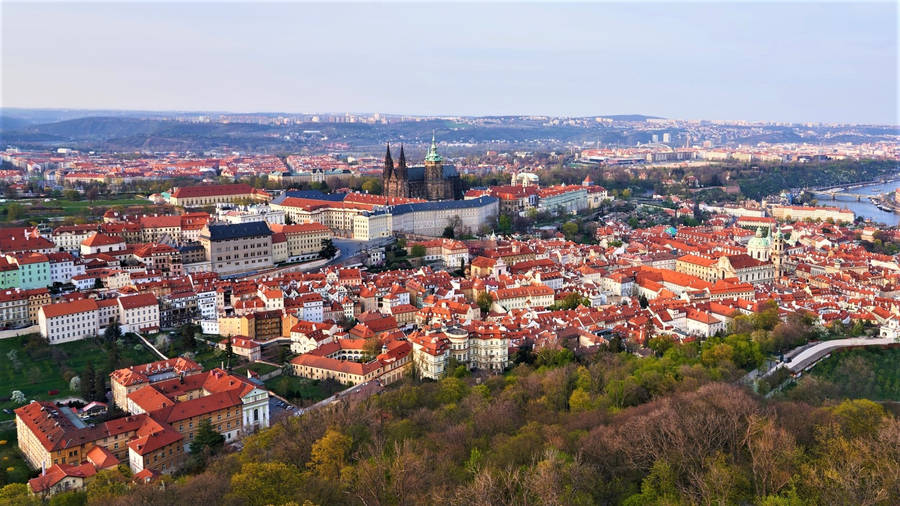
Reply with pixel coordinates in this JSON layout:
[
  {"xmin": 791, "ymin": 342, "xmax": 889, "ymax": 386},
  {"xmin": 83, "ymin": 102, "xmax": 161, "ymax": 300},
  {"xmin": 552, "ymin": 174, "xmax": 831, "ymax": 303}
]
[{"xmin": 2, "ymin": 2, "xmax": 897, "ymax": 123}]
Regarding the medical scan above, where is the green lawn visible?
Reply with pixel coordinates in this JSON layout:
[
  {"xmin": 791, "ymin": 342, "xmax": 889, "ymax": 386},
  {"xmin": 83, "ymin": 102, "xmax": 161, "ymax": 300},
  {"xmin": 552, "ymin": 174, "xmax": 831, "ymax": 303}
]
[
  {"xmin": 0, "ymin": 426, "xmax": 34, "ymax": 486},
  {"xmin": 234, "ymin": 362, "xmax": 280, "ymax": 377},
  {"xmin": 1, "ymin": 197, "xmax": 151, "ymax": 221},
  {"xmin": 264, "ymin": 376, "xmax": 345, "ymax": 406},
  {"xmin": 0, "ymin": 334, "xmax": 160, "ymax": 421}
]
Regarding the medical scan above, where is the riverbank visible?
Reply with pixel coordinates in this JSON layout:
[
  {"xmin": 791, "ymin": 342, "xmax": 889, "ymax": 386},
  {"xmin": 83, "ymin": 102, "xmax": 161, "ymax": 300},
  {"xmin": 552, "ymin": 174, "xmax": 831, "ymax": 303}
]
[{"xmin": 812, "ymin": 175, "xmax": 900, "ymax": 226}]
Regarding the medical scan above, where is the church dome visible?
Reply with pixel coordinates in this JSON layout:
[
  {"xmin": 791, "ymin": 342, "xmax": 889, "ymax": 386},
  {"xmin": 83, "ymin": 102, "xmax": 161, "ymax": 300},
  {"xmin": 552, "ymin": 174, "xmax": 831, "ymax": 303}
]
[{"xmin": 747, "ymin": 227, "xmax": 770, "ymax": 250}]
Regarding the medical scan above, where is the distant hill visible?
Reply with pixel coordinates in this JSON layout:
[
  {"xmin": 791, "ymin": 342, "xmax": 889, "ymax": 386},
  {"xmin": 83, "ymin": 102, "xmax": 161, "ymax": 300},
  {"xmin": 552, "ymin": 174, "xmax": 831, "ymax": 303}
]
[
  {"xmin": 0, "ymin": 115, "xmax": 33, "ymax": 132},
  {"xmin": 13, "ymin": 116, "xmax": 171, "ymax": 140}
]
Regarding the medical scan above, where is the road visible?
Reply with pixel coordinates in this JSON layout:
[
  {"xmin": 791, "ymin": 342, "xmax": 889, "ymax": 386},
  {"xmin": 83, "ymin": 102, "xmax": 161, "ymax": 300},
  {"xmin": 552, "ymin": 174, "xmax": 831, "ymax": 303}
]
[
  {"xmin": 329, "ymin": 237, "xmax": 394, "ymax": 267},
  {"xmin": 782, "ymin": 337, "xmax": 899, "ymax": 374}
]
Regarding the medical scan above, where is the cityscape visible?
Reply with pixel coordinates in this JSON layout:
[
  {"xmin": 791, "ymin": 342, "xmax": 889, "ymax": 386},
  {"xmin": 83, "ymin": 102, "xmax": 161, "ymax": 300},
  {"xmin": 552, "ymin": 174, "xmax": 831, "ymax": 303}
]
[{"xmin": 0, "ymin": 1, "xmax": 898, "ymax": 505}]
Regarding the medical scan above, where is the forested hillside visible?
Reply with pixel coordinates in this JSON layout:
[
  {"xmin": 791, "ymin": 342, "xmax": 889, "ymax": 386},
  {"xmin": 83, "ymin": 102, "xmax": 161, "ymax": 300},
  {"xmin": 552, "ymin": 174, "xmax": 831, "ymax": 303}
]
[
  {"xmin": 4, "ymin": 362, "xmax": 896, "ymax": 504},
  {"xmin": 2, "ymin": 314, "xmax": 897, "ymax": 505}
]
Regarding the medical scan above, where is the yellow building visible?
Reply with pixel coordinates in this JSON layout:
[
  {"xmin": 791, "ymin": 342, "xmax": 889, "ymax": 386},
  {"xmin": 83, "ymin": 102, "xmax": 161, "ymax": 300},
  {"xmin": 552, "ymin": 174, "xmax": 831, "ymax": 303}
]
[
  {"xmin": 269, "ymin": 222, "xmax": 334, "ymax": 260},
  {"xmin": 169, "ymin": 183, "xmax": 261, "ymax": 207}
]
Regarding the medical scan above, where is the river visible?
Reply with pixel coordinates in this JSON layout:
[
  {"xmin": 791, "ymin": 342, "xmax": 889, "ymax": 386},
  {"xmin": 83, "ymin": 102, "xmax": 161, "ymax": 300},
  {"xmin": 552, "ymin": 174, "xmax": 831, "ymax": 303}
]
[{"xmin": 818, "ymin": 178, "xmax": 900, "ymax": 226}]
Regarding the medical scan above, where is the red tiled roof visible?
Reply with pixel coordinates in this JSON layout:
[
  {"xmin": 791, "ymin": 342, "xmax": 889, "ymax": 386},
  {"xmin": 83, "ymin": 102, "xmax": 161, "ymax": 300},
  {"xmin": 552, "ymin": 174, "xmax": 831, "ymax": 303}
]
[
  {"xmin": 41, "ymin": 298, "xmax": 99, "ymax": 318},
  {"xmin": 81, "ymin": 232, "xmax": 123, "ymax": 247},
  {"xmin": 119, "ymin": 293, "xmax": 158, "ymax": 309}
]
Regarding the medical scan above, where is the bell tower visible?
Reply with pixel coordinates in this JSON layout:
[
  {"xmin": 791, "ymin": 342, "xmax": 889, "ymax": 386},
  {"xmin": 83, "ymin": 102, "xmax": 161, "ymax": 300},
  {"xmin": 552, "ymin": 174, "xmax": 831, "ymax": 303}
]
[
  {"xmin": 424, "ymin": 131, "xmax": 446, "ymax": 200},
  {"xmin": 771, "ymin": 228, "xmax": 785, "ymax": 278}
]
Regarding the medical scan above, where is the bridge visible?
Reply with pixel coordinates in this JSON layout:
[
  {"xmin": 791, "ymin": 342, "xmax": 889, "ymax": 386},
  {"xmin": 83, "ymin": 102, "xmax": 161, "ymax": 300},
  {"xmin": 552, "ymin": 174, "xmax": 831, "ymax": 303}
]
[{"xmin": 808, "ymin": 190, "xmax": 871, "ymax": 201}]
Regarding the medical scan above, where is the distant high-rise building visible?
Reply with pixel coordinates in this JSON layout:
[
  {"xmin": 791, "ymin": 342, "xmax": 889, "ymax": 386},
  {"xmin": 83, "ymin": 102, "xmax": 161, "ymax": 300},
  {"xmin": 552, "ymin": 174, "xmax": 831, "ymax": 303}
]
[
  {"xmin": 662, "ymin": 132, "xmax": 671, "ymax": 143},
  {"xmin": 652, "ymin": 134, "xmax": 659, "ymax": 143}
]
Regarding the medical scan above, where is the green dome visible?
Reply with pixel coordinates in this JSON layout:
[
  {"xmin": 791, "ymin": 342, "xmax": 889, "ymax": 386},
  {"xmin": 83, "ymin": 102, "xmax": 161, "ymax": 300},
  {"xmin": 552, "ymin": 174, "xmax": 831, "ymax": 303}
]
[{"xmin": 747, "ymin": 227, "xmax": 770, "ymax": 249}]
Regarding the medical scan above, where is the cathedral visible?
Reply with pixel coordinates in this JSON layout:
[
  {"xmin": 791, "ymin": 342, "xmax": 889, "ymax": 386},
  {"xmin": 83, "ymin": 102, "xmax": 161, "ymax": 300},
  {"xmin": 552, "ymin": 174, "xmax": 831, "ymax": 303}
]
[{"xmin": 383, "ymin": 134, "xmax": 461, "ymax": 201}]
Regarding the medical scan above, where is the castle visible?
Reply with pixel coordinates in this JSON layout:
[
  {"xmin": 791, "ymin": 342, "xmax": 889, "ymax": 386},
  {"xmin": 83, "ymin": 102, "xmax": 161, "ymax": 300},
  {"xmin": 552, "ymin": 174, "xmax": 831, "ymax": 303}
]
[{"xmin": 383, "ymin": 133, "xmax": 461, "ymax": 201}]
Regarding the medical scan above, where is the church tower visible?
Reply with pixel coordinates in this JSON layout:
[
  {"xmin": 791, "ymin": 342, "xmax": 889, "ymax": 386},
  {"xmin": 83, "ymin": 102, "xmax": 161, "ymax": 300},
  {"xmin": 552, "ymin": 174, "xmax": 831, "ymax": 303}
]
[
  {"xmin": 771, "ymin": 228, "xmax": 785, "ymax": 278},
  {"xmin": 383, "ymin": 144, "xmax": 396, "ymax": 197},
  {"xmin": 383, "ymin": 144, "xmax": 394, "ymax": 181},
  {"xmin": 394, "ymin": 144, "xmax": 408, "ymax": 198},
  {"xmin": 424, "ymin": 131, "xmax": 447, "ymax": 200}
]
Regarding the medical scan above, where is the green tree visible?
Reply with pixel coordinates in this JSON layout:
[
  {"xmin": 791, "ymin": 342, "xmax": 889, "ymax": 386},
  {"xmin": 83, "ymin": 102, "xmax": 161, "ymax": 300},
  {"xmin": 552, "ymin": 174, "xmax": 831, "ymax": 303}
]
[
  {"xmin": 225, "ymin": 337, "xmax": 235, "ymax": 371},
  {"xmin": 319, "ymin": 238, "xmax": 337, "ymax": 259},
  {"xmin": 561, "ymin": 221, "xmax": 579, "ymax": 240},
  {"xmin": 497, "ymin": 214, "xmax": 512, "ymax": 234},
  {"xmin": 476, "ymin": 291, "xmax": 493, "ymax": 314},
  {"xmin": 0, "ymin": 483, "xmax": 40, "ymax": 505},
  {"xmin": 190, "ymin": 418, "xmax": 225, "ymax": 455},
  {"xmin": 623, "ymin": 459, "xmax": 680, "ymax": 506},
  {"xmin": 81, "ymin": 363, "xmax": 96, "ymax": 401},
  {"xmin": 93, "ymin": 367, "xmax": 107, "ymax": 403},
  {"xmin": 5, "ymin": 203, "xmax": 23, "ymax": 222},
  {"xmin": 829, "ymin": 399, "xmax": 886, "ymax": 437},
  {"xmin": 307, "ymin": 428, "xmax": 352, "ymax": 481},
  {"xmin": 103, "ymin": 322, "xmax": 121, "ymax": 343},
  {"xmin": 552, "ymin": 292, "xmax": 590, "ymax": 310},
  {"xmin": 410, "ymin": 244, "xmax": 426, "ymax": 257},
  {"xmin": 360, "ymin": 178, "xmax": 382, "ymax": 195},
  {"xmin": 638, "ymin": 294, "xmax": 649, "ymax": 308},
  {"xmin": 442, "ymin": 225, "xmax": 455, "ymax": 239},
  {"xmin": 48, "ymin": 490, "xmax": 87, "ymax": 506},
  {"xmin": 180, "ymin": 323, "xmax": 197, "ymax": 351},
  {"xmin": 229, "ymin": 462, "xmax": 304, "ymax": 506}
]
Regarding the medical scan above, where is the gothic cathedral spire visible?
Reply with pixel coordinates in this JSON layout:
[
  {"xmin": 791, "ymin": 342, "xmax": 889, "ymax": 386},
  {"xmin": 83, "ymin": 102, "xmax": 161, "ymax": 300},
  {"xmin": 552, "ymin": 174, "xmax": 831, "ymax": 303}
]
[
  {"xmin": 396, "ymin": 144, "xmax": 407, "ymax": 179},
  {"xmin": 383, "ymin": 144, "xmax": 393, "ymax": 180}
]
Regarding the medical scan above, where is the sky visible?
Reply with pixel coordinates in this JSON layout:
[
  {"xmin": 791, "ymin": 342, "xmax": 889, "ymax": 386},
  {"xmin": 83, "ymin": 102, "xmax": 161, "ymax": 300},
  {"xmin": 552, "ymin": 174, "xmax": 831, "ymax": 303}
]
[{"xmin": 2, "ymin": 1, "xmax": 898, "ymax": 124}]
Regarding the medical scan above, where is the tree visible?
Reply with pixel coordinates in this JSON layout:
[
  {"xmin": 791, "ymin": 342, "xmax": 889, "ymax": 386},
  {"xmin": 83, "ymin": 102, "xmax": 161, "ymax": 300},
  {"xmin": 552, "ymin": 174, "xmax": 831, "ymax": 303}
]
[
  {"xmin": 829, "ymin": 399, "xmax": 886, "ymax": 437},
  {"xmin": 552, "ymin": 292, "xmax": 590, "ymax": 310},
  {"xmin": 103, "ymin": 322, "xmax": 121, "ymax": 343},
  {"xmin": 638, "ymin": 294, "xmax": 649, "ymax": 308},
  {"xmin": 743, "ymin": 414, "xmax": 798, "ymax": 498},
  {"xmin": 307, "ymin": 428, "xmax": 352, "ymax": 481},
  {"xmin": 69, "ymin": 376, "xmax": 81, "ymax": 393},
  {"xmin": 85, "ymin": 187, "xmax": 100, "ymax": 202},
  {"xmin": 10, "ymin": 390, "xmax": 25, "ymax": 404},
  {"xmin": 81, "ymin": 363, "xmax": 96, "ymax": 401},
  {"xmin": 0, "ymin": 483, "xmax": 40, "ymax": 505},
  {"xmin": 647, "ymin": 334, "xmax": 676, "ymax": 357},
  {"xmin": 410, "ymin": 244, "xmax": 426, "ymax": 257},
  {"xmin": 93, "ymin": 368, "xmax": 107, "ymax": 402},
  {"xmin": 181, "ymin": 323, "xmax": 197, "ymax": 351},
  {"xmin": 190, "ymin": 418, "xmax": 225, "ymax": 455},
  {"xmin": 5, "ymin": 203, "xmax": 23, "ymax": 222},
  {"xmin": 497, "ymin": 214, "xmax": 512, "ymax": 234},
  {"xmin": 360, "ymin": 178, "xmax": 382, "ymax": 195},
  {"xmin": 476, "ymin": 291, "xmax": 493, "ymax": 314},
  {"xmin": 442, "ymin": 225, "xmax": 455, "ymax": 239},
  {"xmin": 105, "ymin": 339, "xmax": 121, "ymax": 372},
  {"xmin": 319, "ymin": 239, "xmax": 337, "ymax": 260},
  {"xmin": 561, "ymin": 221, "xmax": 579, "ymax": 240},
  {"xmin": 225, "ymin": 337, "xmax": 235, "ymax": 371},
  {"xmin": 229, "ymin": 462, "xmax": 304, "ymax": 506}
]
